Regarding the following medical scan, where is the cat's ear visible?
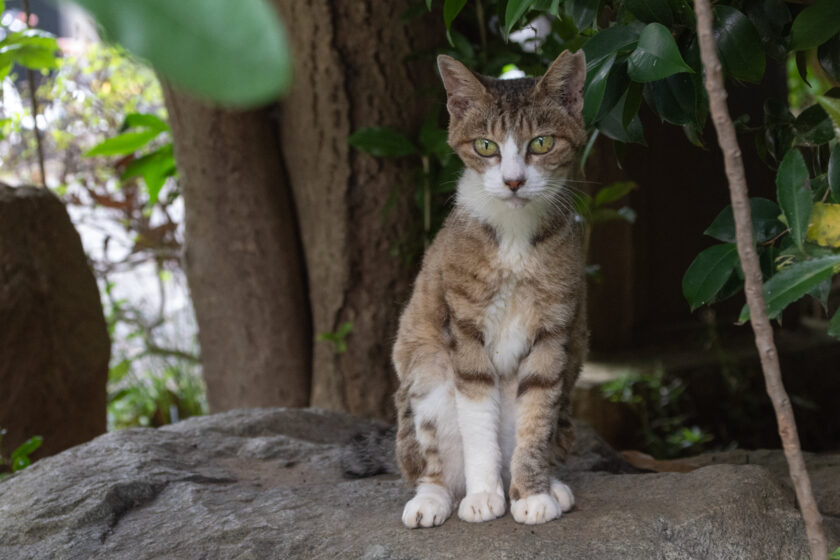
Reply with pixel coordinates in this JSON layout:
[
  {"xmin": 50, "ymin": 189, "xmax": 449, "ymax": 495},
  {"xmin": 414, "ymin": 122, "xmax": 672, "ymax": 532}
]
[
  {"xmin": 437, "ymin": 55, "xmax": 487, "ymax": 120},
  {"xmin": 535, "ymin": 50, "xmax": 586, "ymax": 116}
]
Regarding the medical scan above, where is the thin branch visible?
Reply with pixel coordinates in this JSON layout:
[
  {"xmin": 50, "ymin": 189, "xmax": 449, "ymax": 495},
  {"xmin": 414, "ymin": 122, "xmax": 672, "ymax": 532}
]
[
  {"xmin": 692, "ymin": 1, "xmax": 827, "ymax": 559},
  {"xmin": 22, "ymin": 0, "xmax": 47, "ymax": 188}
]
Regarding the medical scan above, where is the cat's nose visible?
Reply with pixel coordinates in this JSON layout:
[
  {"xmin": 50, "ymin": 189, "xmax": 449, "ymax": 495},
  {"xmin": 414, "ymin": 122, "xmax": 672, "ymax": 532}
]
[{"xmin": 504, "ymin": 178, "xmax": 525, "ymax": 192}]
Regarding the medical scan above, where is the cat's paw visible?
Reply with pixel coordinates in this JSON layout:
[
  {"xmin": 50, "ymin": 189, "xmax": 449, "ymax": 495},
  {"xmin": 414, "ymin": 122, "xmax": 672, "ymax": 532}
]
[
  {"xmin": 458, "ymin": 491, "xmax": 506, "ymax": 522},
  {"xmin": 510, "ymin": 492, "xmax": 561, "ymax": 525},
  {"xmin": 402, "ymin": 491, "xmax": 452, "ymax": 528},
  {"xmin": 549, "ymin": 478, "xmax": 575, "ymax": 512}
]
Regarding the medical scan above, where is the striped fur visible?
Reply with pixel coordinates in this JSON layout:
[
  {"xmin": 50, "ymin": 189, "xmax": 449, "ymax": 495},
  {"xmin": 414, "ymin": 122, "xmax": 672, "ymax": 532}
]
[{"xmin": 393, "ymin": 51, "xmax": 588, "ymax": 528}]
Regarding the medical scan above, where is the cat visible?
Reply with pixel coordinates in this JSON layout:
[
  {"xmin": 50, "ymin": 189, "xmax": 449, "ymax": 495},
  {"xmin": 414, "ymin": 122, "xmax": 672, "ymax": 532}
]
[{"xmin": 392, "ymin": 50, "xmax": 589, "ymax": 528}]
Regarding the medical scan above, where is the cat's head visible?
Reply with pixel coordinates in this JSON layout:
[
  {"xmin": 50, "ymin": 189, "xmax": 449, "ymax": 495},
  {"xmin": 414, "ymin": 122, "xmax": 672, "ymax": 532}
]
[{"xmin": 438, "ymin": 51, "xmax": 586, "ymax": 212}]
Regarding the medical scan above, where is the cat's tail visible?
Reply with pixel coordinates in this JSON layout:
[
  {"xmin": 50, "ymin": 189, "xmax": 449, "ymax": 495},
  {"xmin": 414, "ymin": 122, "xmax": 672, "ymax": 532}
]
[{"xmin": 340, "ymin": 425, "xmax": 399, "ymax": 478}]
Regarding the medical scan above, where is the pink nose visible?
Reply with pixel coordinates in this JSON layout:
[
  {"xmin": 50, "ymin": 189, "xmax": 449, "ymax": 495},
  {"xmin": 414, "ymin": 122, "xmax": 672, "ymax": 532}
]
[{"xmin": 505, "ymin": 178, "xmax": 524, "ymax": 192}]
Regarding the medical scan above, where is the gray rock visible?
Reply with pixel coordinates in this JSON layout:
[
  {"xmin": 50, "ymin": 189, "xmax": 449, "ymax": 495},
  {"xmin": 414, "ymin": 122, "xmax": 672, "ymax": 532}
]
[{"xmin": 0, "ymin": 408, "xmax": 837, "ymax": 559}]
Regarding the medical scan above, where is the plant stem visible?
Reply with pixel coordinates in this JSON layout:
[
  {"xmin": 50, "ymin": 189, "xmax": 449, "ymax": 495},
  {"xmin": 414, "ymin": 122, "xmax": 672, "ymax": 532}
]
[
  {"xmin": 476, "ymin": 0, "xmax": 487, "ymax": 65},
  {"xmin": 22, "ymin": 0, "xmax": 47, "ymax": 188},
  {"xmin": 422, "ymin": 155, "xmax": 431, "ymax": 249},
  {"xmin": 693, "ymin": 1, "xmax": 827, "ymax": 558}
]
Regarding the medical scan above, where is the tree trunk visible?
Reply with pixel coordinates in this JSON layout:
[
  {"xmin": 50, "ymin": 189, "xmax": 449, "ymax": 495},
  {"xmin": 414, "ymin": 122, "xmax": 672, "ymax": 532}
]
[
  {"xmin": 162, "ymin": 93, "xmax": 311, "ymax": 412},
  {"xmin": 272, "ymin": 0, "xmax": 444, "ymax": 418}
]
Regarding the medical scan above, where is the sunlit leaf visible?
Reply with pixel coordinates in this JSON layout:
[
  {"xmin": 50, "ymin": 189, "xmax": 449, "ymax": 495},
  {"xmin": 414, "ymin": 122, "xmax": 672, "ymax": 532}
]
[
  {"xmin": 85, "ymin": 129, "xmax": 162, "ymax": 157},
  {"xmin": 66, "ymin": 0, "xmax": 292, "ymax": 107},
  {"xmin": 122, "ymin": 113, "xmax": 169, "ymax": 133},
  {"xmin": 806, "ymin": 202, "xmax": 840, "ymax": 248}
]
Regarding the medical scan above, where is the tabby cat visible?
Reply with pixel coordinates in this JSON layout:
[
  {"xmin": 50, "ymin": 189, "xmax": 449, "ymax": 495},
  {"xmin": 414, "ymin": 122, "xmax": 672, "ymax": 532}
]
[{"xmin": 392, "ymin": 50, "xmax": 589, "ymax": 528}]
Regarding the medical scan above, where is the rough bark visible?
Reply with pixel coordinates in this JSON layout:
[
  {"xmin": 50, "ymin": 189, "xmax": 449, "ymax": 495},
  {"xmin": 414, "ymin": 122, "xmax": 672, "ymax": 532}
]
[
  {"xmin": 0, "ymin": 184, "xmax": 109, "ymax": 458},
  {"xmin": 161, "ymin": 92, "xmax": 311, "ymax": 412},
  {"xmin": 693, "ymin": 2, "xmax": 828, "ymax": 558},
  {"xmin": 272, "ymin": 0, "xmax": 444, "ymax": 418}
]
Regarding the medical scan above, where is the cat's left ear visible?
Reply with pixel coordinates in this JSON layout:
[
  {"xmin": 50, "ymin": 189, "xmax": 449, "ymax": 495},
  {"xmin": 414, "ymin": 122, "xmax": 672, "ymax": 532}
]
[{"xmin": 534, "ymin": 50, "xmax": 586, "ymax": 116}]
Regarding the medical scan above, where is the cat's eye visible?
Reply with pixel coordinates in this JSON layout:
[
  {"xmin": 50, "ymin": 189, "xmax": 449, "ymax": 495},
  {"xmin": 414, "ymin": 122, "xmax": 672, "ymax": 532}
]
[
  {"xmin": 473, "ymin": 138, "xmax": 499, "ymax": 157},
  {"xmin": 528, "ymin": 136, "xmax": 555, "ymax": 154}
]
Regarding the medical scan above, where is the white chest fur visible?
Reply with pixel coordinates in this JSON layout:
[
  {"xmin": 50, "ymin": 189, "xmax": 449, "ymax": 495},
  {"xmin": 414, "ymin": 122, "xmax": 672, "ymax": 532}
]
[{"xmin": 483, "ymin": 237, "xmax": 533, "ymax": 377}]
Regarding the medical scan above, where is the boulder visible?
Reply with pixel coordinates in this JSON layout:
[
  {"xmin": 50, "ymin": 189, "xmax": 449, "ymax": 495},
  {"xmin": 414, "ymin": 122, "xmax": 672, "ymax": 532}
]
[
  {"xmin": 0, "ymin": 408, "xmax": 837, "ymax": 559},
  {"xmin": 0, "ymin": 184, "xmax": 109, "ymax": 458}
]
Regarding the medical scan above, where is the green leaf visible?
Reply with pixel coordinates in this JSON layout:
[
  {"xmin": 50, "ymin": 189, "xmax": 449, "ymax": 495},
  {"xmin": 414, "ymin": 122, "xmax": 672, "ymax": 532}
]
[
  {"xmin": 594, "ymin": 181, "xmax": 637, "ymax": 207},
  {"xmin": 68, "ymin": 0, "xmax": 292, "ymax": 107},
  {"xmin": 743, "ymin": 0, "xmax": 791, "ymax": 61},
  {"xmin": 829, "ymin": 309, "xmax": 840, "ymax": 340},
  {"xmin": 0, "ymin": 30, "xmax": 60, "ymax": 70},
  {"xmin": 819, "ymin": 36, "xmax": 840, "ymax": 83},
  {"xmin": 505, "ymin": 0, "xmax": 537, "ymax": 35},
  {"xmin": 623, "ymin": 82, "xmax": 643, "ymax": 128},
  {"xmin": 625, "ymin": 0, "xmax": 673, "ymax": 26},
  {"xmin": 776, "ymin": 148, "xmax": 813, "ymax": 251},
  {"xmin": 704, "ymin": 198, "xmax": 784, "ymax": 244},
  {"xmin": 712, "ymin": 6, "xmax": 765, "ymax": 83},
  {"xmin": 582, "ymin": 52, "xmax": 616, "ymax": 126},
  {"xmin": 739, "ymin": 256, "xmax": 840, "ymax": 321},
  {"xmin": 818, "ymin": 95, "xmax": 840, "ymax": 131},
  {"xmin": 829, "ymin": 144, "xmax": 840, "ymax": 203},
  {"xmin": 582, "ymin": 25, "xmax": 640, "ymax": 68},
  {"xmin": 627, "ymin": 23, "xmax": 693, "ymax": 83},
  {"xmin": 10, "ymin": 436, "xmax": 43, "ymax": 472},
  {"xmin": 598, "ymin": 89, "xmax": 647, "ymax": 145},
  {"xmin": 645, "ymin": 72, "xmax": 696, "ymax": 125},
  {"xmin": 122, "ymin": 113, "xmax": 169, "ymax": 133},
  {"xmin": 348, "ymin": 127, "xmax": 417, "ymax": 158},
  {"xmin": 566, "ymin": 0, "xmax": 600, "ymax": 31},
  {"xmin": 682, "ymin": 243, "xmax": 740, "ymax": 311},
  {"xmin": 793, "ymin": 104, "xmax": 834, "ymax": 146},
  {"xmin": 790, "ymin": 0, "xmax": 840, "ymax": 51},
  {"xmin": 121, "ymin": 144, "xmax": 177, "ymax": 206},
  {"xmin": 85, "ymin": 129, "xmax": 162, "ymax": 157},
  {"xmin": 443, "ymin": 0, "xmax": 468, "ymax": 30},
  {"xmin": 109, "ymin": 359, "xmax": 131, "ymax": 383}
]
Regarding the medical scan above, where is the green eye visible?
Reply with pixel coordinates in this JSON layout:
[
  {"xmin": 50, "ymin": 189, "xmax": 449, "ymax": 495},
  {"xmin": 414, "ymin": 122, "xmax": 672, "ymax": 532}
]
[
  {"xmin": 473, "ymin": 138, "xmax": 499, "ymax": 157},
  {"xmin": 528, "ymin": 136, "xmax": 555, "ymax": 154}
]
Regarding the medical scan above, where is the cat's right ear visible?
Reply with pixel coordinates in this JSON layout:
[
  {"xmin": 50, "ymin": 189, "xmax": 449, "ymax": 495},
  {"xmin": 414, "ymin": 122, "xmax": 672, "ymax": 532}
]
[{"xmin": 437, "ymin": 55, "xmax": 486, "ymax": 120}]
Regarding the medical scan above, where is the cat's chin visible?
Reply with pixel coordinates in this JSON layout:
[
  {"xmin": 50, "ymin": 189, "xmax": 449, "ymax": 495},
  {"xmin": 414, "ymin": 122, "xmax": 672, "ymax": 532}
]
[{"xmin": 502, "ymin": 196, "xmax": 529, "ymax": 209}]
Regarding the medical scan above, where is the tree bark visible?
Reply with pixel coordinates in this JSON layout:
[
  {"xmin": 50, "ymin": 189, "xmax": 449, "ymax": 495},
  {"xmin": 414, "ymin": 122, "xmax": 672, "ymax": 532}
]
[
  {"xmin": 162, "ymin": 91, "xmax": 311, "ymax": 412},
  {"xmin": 693, "ymin": 2, "xmax": 827, "ymax": 558},
  {"xmin": 272, "ymin": 0, "xmax": 444, "ymax": 418}
]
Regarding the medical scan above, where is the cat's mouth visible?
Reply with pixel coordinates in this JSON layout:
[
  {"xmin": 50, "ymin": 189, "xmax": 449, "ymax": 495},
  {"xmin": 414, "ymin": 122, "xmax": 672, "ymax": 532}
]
[{"xmin": 502, "ymin": 194, "xmax": 529, "ymax": 209}]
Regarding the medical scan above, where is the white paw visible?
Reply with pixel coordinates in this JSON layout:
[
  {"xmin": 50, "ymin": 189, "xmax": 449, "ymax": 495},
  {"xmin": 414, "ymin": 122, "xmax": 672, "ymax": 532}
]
[
  {"xmin": 402, "ymin": 490, "xmax": 452, "ymax": 528},
  {"xmin": 549, "ymin": 478, "xmax": 575, "ymax": 512},
  {"xmin": 458, "ymin": 492, "xmax": 506, "ymax": 522},
  {"xmin": 511, "ymin": 492, "xmax": 561, "ymax": 525}
]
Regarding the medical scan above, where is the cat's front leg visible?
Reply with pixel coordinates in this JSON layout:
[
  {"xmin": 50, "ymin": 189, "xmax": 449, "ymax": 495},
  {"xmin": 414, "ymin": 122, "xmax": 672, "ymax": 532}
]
[
  {"xmin": 452, "ymin": 321, "xmax": 505, "ymax": 523},
  {"xmin": 509, "ymin": 327, "xmax": 574, "ymax": 525}
]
